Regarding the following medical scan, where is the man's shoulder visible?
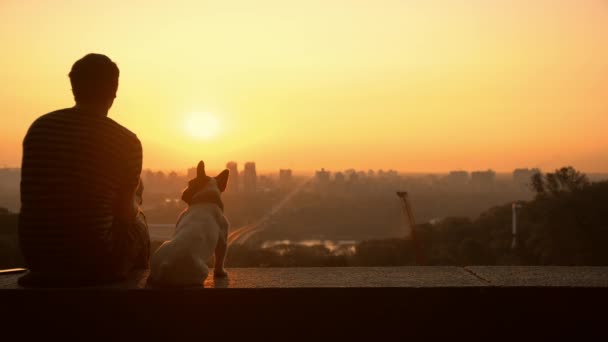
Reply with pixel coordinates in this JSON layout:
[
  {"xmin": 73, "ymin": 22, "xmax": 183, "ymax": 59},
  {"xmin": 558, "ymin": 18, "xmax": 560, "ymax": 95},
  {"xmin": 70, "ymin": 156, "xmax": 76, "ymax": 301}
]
[
  {"xmin": 29, "ymin": 108, "xmax": 72, "ymax": 125},
  {"xmin": 25, "ymin": 108, "xmax": 74, "ymax": 138},
  {"xmin": 103, "ymin": 116, "xmax": 140, "ymax": 144},
  {"xmin": 31, "ymin": 108, "xmax": 139, "ymax": 142}
]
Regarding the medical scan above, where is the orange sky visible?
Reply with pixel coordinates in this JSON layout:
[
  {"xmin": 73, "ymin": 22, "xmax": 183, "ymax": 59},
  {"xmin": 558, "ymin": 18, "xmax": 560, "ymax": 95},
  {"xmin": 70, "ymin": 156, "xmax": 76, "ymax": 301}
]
[{"xmin": 1, "ymin": 0, "xmax": 607, "ymax": 173}]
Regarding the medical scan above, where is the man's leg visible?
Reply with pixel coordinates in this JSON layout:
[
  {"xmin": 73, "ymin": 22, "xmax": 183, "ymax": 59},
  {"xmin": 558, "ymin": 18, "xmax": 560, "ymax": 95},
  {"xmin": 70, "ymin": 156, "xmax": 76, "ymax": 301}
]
[
  {"xmin": 111, "ymin": 210, "xmax": 150, "ymax": 279},
  {"xmin": 132, "ymin": 179, "xmax": 150, "ymax": 268},
  {"xmin": 130, "ymin": 211, "xmax": 151, "ymax": 269}
]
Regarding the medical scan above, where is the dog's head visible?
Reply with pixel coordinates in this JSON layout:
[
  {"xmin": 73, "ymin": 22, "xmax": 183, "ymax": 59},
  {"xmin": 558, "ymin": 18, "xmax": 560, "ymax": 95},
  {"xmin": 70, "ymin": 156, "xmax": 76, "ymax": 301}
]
[{"xmin": 181, "ymin": 161, "xmax": 230, "ymax": 206}]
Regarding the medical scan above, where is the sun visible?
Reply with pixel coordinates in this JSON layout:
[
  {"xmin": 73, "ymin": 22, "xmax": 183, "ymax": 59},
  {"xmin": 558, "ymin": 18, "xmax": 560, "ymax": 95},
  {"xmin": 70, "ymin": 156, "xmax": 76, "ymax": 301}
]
[{"xmin": 184, "ymin": 112, "xmax": 221, "ymax": 139}]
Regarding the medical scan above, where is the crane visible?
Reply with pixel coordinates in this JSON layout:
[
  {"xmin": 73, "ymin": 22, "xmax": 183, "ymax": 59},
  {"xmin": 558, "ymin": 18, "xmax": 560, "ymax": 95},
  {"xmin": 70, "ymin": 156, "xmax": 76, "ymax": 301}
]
[{"xmin": 396, "ymin": 191, "xmax": 426, "ymax": 265}]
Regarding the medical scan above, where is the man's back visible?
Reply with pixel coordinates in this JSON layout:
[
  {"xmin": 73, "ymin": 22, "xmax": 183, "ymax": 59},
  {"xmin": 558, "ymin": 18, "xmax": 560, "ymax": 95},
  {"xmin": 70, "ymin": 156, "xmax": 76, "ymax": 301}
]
[{"xmin": 19, "ymin": 107, "xmax": 142, "ymax": 279}]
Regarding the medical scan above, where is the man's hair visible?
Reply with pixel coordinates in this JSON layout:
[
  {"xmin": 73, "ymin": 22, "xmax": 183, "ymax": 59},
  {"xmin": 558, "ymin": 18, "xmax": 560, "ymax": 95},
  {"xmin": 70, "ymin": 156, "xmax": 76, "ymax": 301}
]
[{"xmin": 69, "ymin": 53, "xmax": 119, "ymax": 104}]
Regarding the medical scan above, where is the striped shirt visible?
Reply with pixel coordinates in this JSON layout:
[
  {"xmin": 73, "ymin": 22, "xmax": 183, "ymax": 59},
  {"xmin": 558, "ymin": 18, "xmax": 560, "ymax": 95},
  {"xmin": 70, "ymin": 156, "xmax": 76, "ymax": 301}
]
[{"xmin": 19, "ymin": 107, "xmax": 142, "ymax": 275}]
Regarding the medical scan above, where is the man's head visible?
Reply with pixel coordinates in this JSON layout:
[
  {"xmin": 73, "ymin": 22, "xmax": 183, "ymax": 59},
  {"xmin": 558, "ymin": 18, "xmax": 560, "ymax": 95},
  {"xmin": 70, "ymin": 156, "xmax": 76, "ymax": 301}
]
[{"xmin": 69, "ymin": 53, "xmax": 119, "ymax": 112}]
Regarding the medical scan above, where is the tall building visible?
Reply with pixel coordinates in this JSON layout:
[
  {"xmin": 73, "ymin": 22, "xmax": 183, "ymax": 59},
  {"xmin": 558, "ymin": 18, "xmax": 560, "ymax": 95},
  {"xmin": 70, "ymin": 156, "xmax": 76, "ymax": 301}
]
[
  {"xmin": 348, "ymin": 171, "xmax": 359, "ymax": 184},
  {"xmin": 226, "ymin": 161, "xmax": 239, "ymax": 192},
  {"xmin": 513, "ymin": 168, "xmax": 541, "ymax": 188},
  {"xmin": 243, "ymin": 162, "xmax": 257, "ymax": 193},
  {"xmin": 187, "ymin": 167, "xmax": 197, "ymax": 179},
  {"xmin": 471, "ymin": 169, "xmax": 496, "ymax": 190},
  {"xmin": 446, "ymin": 170, "xmax": 469, "ymax": 187},
  {"xmin": 279, "ymin": 169, "xmax": 293, "ymax": 189},
  {"xmin": 315, "ymin": 168, "xmax": 331, "ymax": 185},
  {"xmin": 334, "ymin": 171, "xmax": 345, "ymax": 184}
]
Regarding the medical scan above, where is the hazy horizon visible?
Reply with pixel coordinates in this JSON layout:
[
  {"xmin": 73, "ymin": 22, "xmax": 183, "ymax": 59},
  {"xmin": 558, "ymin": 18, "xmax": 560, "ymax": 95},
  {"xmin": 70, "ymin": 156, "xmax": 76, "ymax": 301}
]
[{"xmin": 1, "ymin": 0, "xmax": 607, "ymax": 172}]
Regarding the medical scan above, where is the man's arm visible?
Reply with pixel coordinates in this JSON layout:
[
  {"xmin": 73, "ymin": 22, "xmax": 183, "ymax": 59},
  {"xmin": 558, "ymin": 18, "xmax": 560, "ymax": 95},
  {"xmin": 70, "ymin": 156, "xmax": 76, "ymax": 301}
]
[
  {"xmin": 114, "ymin": 138, "xmax": 143, "ymax": 223},
  {"xmin": 114, "ymin": 179, "xmax": 142, "ymax": 222}
]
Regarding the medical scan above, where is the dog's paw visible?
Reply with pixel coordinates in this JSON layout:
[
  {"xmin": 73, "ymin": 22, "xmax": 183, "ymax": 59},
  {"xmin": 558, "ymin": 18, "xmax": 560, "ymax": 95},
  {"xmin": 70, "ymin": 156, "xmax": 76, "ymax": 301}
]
[{"xmin": 213, "ymin": 268, "xmax": 228, "ymax": 278}]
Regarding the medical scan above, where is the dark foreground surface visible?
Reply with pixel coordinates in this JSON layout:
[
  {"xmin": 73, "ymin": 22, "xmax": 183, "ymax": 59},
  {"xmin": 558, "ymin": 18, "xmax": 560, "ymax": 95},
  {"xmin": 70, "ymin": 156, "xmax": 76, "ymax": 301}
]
[{"xmin": 1, "ymin": 267, "xmax": 607, "ymax": 339}]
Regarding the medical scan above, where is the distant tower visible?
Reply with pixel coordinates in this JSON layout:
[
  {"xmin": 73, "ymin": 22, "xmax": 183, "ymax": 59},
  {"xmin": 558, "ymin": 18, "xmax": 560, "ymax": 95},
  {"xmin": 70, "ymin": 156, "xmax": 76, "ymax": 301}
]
[
  {"xmin": 243, "ymin": 162, "xmax": 257, "ymax": 193},
  {"xmin": 315, "ymin": 168, "xmax": 331, "ymax": 187},
  {"xmin": 226, "ymin": 161, "xmax": 239, "ymax": 192},
  {"xmin": 279, "ymin": 169, "xmax": 293, "ymax": 189},
  {"xmin": 187, "ymin": 167, "xmax": 197, "ymax": 179},
  {"xmin": 513, "ymin": 168, "xmax": 541, "ymax": 189},
  {"xmin": 334, "ymin": 172, "xmax": 345, "ymax": 184},
  {"xmin": 471, "ymin": 169, "xmax": 496, "ymax": 191},
  {"xmin": 348, "ymin": 171, "xmax": 359, "ymax": 184},
  {"xmin": 446, "ymin": 170, "xmax": 469, "ymax": 186}
]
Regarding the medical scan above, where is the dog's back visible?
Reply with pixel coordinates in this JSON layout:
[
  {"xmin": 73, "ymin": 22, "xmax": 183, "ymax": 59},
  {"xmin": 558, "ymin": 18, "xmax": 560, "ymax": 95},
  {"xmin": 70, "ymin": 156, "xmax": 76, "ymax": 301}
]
[
  {"xmin": 148, "ymin": 161, "xmax": 230, "ymax": 288},
  {"xmin": 149, "ymin": 204, "xmax": 226, "ymax": 287}
]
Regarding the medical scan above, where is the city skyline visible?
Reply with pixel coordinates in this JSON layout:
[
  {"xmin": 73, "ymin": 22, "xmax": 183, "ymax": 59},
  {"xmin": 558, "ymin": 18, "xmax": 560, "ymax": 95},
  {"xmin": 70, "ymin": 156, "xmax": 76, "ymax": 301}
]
[{"xmin": 3, "ymin": 163, "xmax": 604, "ymax": 178}]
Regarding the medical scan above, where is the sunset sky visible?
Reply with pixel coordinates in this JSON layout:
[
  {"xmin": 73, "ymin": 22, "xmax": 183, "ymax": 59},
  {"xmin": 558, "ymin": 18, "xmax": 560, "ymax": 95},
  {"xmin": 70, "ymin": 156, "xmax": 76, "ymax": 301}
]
[{"xmin": 1, "ymin": 0, "xmax": 607, "ymax": 173}]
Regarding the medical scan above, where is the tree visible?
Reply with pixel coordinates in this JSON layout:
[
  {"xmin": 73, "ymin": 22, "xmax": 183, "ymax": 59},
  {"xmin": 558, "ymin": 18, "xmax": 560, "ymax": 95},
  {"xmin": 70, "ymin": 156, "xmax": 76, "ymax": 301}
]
[
  {"xmin": 531, "ymin": 172, "xmax": 545, "ymax": 196},
  {"xmin": 531, "ymin": 166, "xmax": 589, "ymax": 197}
]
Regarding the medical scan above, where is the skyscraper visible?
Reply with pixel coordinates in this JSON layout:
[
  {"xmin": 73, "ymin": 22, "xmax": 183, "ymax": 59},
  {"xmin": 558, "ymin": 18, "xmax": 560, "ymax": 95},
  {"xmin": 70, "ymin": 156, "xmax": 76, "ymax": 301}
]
[
  {"xmin": 471, "ymin": 169, "xmax": 496, "ymax": 191},
  {"xmin": 446, "ymin": 170, "xmax": 469, "ymax": 187},
  {"xmin": 243, "ymin": 162, "xmax": 257, "ymax": 193},
  {"xmin": 279, "ymin": 169, "xmax": 293, "ymax": 189},
  {"xmin": 226, "ymin": 161, "xmax": 239, "ymax": 192},
  {"xmin": 334, "ymin": 172, "xmax": 346, "ymax": 186},
  {"xmin": 315, "ymin": 168, "xmax": 331, "ymax": 185},
  {"xmin": 187, "ymin": 167, "xmax": 197, "ymax": 180},
  {"xmin": 513, "ymin": 168, "xmax": 540, "ymax": 188}
]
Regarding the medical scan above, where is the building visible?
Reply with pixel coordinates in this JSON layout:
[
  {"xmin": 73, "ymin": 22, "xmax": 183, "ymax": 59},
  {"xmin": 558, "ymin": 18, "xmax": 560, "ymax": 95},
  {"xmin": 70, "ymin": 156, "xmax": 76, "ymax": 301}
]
[
  {"xmin": 471, "ymin": 170, "xmax": 496, "ymax": 190},
  {"xmin": 243, "ymin": 162, "xmax": 257, "ymax": 193},
  {"xmin": 258, "ymin": 175, "xmax": 274, "ymax": 192},
  {"xmin": 168, "ymin": 171, "xmax": 178, "ymax": 180},
  {"xmin": 334, "ymin": 171, "xmax": 345, "ymax": 185},
  {"xmin": 315, "ymin": 168, "xmax": 331, "ymax": 185},
  {"xmin": 513, "ymin": 168, "xmax": 540, "ymax": 188},
  {"xmin": 348, "ymin": 171, "xmax": 359, "ymax": 184},
  {"xmin": 226, "ymin": 161, "xmax": 239, "ymax": 192},
  {"xmin": 279, "ymin": 169, "xmax": 293, "ymax": 189},
  {"xmin": 187, "ymin": 167, "xmax": 197, "ymax": 179},
  {"xmin": 446, "ymin": 170, "xmax": 469, "ymax": 187}
]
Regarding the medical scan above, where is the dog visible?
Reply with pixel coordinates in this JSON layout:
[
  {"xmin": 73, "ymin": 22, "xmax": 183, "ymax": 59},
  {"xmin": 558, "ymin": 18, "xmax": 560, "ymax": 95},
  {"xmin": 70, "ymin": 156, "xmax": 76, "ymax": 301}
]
[{"xmin": 148, "ymin": 161, "xmax": 229, "ymax": 287}]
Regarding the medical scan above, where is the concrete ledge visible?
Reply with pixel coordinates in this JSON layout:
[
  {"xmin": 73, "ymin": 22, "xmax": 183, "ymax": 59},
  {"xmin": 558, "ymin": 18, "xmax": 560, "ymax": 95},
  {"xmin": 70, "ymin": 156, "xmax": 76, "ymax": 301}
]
[
  {"xmin": 465, "ymin": 266, "xmax": 608, "ymax": 287},
  {"xmin": 4, "ymin": 266, "xmax": 608, "ymax": 289},
  {"xmin": 1, "ymin": 267, "xmax": 607, "ymax": 339}
]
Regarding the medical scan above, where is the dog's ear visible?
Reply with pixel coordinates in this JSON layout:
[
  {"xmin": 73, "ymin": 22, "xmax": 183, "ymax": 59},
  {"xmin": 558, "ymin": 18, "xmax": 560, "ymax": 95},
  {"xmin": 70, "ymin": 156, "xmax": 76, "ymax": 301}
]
[
  {"xmin": 215, "ymin": 169, "xmax": 230, "ymax": 192},
  {"xmin": 197, "ymin": 161, "xmax": 206, "ymax": 178}
]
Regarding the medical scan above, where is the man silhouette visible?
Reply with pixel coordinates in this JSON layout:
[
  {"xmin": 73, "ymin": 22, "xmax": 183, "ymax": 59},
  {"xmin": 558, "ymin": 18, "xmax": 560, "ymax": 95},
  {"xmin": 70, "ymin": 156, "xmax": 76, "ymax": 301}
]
[{"xmin": 18, "ymin": 53, "xmax": 150, "ymax": 286}]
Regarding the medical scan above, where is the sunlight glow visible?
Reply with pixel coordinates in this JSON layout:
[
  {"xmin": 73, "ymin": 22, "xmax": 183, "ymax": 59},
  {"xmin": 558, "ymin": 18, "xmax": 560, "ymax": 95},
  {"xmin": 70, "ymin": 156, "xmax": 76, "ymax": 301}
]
[
  {"xmin": 184, "ymin": 112, "xmax": 221, "ymax": 140},
  {"xmin": 0, "ymin": 1, "xmax": 607, "ymax": 171}
]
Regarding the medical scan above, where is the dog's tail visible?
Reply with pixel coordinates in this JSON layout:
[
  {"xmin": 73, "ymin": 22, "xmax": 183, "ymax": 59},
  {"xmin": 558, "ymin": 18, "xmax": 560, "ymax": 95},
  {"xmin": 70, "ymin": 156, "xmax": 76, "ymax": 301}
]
[
  {"xmin": 148, "ymin": 256, "xmax": 207, "ymax": 288},
  {"xmin": 146, "ymin": 261, "xmax": 172, "ymax": 288}
]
